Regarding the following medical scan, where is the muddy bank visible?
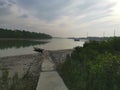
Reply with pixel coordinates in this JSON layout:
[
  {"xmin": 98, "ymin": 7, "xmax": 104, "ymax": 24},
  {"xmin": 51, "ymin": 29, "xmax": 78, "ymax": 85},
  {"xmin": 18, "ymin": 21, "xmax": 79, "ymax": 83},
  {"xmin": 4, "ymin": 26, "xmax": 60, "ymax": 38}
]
[
  {"xmin": 0, "ymin": 49, "xmax": 72, "ymax": 77},
  {"xmin": 0, "ymin": 53, "xmax": 43, "ymax": 78},
  {"xmin": 0, "ymin": 49, "xmax": 72, "ymax": 89}
]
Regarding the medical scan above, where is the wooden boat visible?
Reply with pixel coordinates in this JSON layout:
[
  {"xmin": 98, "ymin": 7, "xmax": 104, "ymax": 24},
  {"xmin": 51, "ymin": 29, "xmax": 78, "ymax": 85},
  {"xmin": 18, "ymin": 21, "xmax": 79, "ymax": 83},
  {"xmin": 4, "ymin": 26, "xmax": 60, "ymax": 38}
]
[{"xmin": 33, "ymin": 47, "xmax": 44, "ymax": 53}]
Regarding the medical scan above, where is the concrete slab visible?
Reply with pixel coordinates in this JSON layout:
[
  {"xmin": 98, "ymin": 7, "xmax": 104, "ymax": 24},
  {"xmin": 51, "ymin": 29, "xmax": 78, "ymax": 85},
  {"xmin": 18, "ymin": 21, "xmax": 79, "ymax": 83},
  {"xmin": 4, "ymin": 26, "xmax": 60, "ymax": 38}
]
[
  {"xmin": 36, "ymin": 71, "xmax": 68, "ymax": 90},
  {"xmin": 41, "ymin": 59, "xmax": 55, "ymax": 71}
]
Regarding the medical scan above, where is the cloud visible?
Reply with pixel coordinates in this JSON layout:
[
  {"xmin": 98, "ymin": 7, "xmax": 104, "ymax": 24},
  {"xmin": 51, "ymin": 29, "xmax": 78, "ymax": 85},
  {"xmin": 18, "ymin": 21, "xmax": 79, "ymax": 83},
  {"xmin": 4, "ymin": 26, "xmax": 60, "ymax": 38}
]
[
  {"xmin": 0, "ymin": 0, "xmax": 120, "ymax": 37},
  {"xmin": 0, "ymin": 0, "xmax": 12, "ymax": 16},
  {"xmin": 15, "ymin": 0, "xmax": 70, "ymax": 21},
  {"xmin": 18, "ymin": 14, "xmax": 28, "ymax": 18}
]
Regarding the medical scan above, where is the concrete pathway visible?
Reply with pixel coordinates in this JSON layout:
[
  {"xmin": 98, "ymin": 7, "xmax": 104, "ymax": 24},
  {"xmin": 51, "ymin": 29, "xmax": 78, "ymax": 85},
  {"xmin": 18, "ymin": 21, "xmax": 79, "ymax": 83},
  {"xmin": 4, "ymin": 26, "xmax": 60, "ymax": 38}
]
[
  {"xmin": 36, "ymin": 51, "xmax": 68, "ymax": 90},
  {"xmin": 41, "ymin": 52, "xmax": 55, "ymax": 72}
]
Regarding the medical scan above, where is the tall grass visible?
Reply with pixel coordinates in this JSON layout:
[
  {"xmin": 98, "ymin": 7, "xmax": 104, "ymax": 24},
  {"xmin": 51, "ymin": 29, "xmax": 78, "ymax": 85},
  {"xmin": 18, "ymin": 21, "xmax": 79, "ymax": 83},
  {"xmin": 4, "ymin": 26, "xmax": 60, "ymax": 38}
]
[{"xmin": 0, "ymin": 70, "xmax": 37, "ymax": 90}]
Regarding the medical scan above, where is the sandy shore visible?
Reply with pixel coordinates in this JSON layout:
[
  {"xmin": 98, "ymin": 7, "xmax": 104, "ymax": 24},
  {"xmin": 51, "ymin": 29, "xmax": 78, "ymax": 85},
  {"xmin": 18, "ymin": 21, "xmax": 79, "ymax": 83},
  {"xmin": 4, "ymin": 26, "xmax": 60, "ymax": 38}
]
[
  {"xmin": 0, "ymin": 49, "xmax": 72, "ymax": 79},
  {"xmin": 0, "ymin": 53, "xmax": 44, "ymax": 79}
]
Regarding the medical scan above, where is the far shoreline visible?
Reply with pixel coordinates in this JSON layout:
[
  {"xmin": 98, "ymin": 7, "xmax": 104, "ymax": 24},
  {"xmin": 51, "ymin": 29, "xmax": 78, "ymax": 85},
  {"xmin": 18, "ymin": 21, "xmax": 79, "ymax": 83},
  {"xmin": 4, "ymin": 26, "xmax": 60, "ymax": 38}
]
[{"xmin": 0, "ymin": 38, "xmax": 52, "ymax": 40}]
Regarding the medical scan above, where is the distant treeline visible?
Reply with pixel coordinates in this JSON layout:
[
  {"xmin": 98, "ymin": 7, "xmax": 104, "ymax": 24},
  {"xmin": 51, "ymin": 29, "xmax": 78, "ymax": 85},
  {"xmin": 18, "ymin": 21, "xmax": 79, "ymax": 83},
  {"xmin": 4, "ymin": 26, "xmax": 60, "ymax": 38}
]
[{"xmin": 0, "ymin": 28, "xmax": 52, "ymax": 39}]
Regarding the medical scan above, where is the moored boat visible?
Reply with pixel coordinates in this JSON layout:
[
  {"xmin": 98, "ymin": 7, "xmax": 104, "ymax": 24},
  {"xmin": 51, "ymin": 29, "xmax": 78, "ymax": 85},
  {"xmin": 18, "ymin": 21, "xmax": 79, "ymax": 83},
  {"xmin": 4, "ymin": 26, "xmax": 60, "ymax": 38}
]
[{"xmin": 33, "ymin": 47, "xmax": 44, "ymax": 53}]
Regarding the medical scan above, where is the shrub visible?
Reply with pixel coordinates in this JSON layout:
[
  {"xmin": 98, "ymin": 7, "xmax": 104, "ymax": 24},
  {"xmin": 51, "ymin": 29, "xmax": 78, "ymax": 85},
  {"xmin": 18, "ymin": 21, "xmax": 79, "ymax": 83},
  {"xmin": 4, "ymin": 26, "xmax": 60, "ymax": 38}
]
[{"xmin": 59, "ymin": 37, "xmax": 120, "ymax": 90}]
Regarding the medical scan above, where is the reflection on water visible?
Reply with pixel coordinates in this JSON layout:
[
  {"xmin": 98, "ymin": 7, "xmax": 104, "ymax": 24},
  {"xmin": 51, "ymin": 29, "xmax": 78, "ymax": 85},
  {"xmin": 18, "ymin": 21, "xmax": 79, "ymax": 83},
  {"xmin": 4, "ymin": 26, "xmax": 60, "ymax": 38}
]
[
  {"xmin": 37, "ymin": 38, "xmax": 85, "ymax": 50},
  {"xmin": 0, "ymin": 38, "xmax": 85, "ymax": 57},
  {"xmin": 0, "ymin": 40, "xmax": 48, "ymax": 50}
]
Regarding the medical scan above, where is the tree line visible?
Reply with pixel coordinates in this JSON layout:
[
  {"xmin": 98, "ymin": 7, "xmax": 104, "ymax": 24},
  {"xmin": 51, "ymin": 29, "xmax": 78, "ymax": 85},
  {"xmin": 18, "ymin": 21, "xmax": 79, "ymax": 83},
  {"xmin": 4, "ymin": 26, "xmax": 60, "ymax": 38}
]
[{"xmin": 0, "ymin": 28, "xmax": 52, "ymax": 39}]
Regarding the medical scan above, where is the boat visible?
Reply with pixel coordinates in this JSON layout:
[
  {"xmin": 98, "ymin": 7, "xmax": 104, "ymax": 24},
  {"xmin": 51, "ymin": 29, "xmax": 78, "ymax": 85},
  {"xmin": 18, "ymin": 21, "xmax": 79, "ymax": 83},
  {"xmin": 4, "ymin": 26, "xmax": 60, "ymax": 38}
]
[{"xmin": 33, "ymin": 47, "xmax": 44, "ymax": 53}]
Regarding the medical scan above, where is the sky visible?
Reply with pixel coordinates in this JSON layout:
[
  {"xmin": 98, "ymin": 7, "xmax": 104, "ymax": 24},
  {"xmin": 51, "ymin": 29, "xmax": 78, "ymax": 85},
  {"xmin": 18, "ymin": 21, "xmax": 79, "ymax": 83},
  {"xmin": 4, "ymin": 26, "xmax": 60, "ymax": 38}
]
[{"xmin": 0, "ymin": 0, "xmax": 120, "ymax": 37}]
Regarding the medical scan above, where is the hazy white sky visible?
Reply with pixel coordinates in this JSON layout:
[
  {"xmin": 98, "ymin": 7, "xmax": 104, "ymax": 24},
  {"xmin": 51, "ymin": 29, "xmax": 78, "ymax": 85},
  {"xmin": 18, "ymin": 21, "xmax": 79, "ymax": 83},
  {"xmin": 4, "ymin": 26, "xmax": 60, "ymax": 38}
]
[{"xmin": 0, "ymin": 0, "xmax": 120, "ymax": 37}]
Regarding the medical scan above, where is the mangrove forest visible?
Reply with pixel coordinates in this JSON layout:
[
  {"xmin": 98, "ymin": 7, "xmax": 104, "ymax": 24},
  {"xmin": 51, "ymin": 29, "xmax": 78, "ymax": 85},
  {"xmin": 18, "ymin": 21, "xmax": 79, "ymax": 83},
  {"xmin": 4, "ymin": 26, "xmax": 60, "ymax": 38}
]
[{"xmin": 0, "ymin": 28, "xmax": 52, "ymax": 39}]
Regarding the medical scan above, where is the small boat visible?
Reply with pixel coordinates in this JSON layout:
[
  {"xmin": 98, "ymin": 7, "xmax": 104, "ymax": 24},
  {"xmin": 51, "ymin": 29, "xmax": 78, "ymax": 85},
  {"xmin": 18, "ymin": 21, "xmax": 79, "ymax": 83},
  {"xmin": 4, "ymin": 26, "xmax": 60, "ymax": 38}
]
[
  {"xmin": 33, "ymin": 47, "xmax": 44, "ymax": 53},
  {"xmin": 74, "ymin": 38, "xmax": 80, "ymax": 41}
]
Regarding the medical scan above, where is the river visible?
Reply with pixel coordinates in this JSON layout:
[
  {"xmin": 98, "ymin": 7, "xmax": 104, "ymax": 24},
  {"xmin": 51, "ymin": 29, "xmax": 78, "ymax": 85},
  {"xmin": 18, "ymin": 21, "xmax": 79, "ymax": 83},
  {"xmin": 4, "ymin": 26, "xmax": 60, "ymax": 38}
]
[{"xmin": 0, "ymin": 38, "xmax": 85, "ymax": 57}]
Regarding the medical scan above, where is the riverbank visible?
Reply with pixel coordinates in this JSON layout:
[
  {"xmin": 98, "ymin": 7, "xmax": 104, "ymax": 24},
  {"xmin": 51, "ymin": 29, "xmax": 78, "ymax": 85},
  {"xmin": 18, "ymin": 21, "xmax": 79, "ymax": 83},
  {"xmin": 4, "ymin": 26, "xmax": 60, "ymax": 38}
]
[
  {"xmin": 0, "ymin": 53, "xmax": 43, "ymax": 89},
  {"xmin": 0, "ymin": 49, "xmax": 72, "ymax": 89},
  {"xmin": 0, "ymin": 49, "xmax": 72, "ymax": 77},
  {"xmin": 0, "ymin": 53, "xmax": 43, "ymax": 77}
]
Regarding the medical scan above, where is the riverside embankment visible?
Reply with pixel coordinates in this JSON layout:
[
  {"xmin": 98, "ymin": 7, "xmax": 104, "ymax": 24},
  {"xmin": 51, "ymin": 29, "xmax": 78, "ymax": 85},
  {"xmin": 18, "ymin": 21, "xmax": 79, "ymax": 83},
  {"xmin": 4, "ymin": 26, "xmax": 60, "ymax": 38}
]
[{"xmin": 0, "ymin": 49, "xmax": 72, "ymax": 90}]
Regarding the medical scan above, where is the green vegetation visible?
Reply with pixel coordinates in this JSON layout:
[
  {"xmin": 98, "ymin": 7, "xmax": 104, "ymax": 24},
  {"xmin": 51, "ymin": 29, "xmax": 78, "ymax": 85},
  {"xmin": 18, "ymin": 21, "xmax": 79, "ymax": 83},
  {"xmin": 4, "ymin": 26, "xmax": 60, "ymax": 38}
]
[
  {"xmin": 59, "ymin": 37, "xmax": 120, "ymax": 90},
  {"xmin": 0, "ymin": 28, "xmax": 52, "ymax": 39},
  {"xmin": 0, "ymin": 70, "xmax": 37, "ymax": 90},
  {"xmin": 0, "ymin": 40, "xmax": 48, "ymax": 50}
]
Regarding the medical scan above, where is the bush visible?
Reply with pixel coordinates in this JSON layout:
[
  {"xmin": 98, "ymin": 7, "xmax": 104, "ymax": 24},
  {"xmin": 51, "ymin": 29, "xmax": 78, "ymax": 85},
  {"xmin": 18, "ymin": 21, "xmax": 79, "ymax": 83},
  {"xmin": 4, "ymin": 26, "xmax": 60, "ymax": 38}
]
[{"xmin": 59, "ymin": 37, "xmax": 120, "ymax": 90}]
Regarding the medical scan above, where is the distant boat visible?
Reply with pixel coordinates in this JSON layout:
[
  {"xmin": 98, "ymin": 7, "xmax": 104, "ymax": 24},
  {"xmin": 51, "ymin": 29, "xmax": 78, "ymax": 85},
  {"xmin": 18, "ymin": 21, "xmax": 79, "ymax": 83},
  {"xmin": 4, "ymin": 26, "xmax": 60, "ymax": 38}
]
[
  {"xmin": 74, "ymin": 38, "xmax": 80, "ymax": 41},
  {"xmin": 33, "ymin": 47, "xmax": 44, "ymax": 53}
]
